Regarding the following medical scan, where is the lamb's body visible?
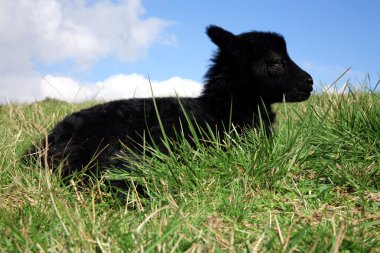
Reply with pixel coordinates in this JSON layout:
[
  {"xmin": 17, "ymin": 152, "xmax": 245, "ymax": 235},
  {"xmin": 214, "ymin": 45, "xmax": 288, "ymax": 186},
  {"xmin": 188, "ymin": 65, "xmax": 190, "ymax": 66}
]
[
  {"xmin": 27, "ymin": 25, "xmax": 313, "ymax": 188},
  {"xmin": 37, "ymin": 95, "xmax": 274, "ymax": 178}
]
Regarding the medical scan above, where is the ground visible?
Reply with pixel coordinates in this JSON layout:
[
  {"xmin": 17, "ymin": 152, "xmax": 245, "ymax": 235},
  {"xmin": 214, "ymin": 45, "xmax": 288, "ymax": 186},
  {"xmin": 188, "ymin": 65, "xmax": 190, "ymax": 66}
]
[{"xmin": 0, "ymin": 87, "xmax": 379, "ymax": 252}]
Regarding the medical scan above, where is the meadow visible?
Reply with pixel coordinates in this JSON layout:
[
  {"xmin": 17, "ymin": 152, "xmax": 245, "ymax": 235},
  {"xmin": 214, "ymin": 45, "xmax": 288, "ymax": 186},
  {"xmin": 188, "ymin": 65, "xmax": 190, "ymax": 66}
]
[{"xmin": 0, "ymin": 83, "xmax": 379, "ymax": 252}]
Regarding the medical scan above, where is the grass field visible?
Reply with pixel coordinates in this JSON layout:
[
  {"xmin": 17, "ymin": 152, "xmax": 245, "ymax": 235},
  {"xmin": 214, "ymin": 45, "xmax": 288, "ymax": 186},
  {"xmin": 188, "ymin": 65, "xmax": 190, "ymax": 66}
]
[{"xmin": 1, "ymin": 83, "xmax": 379, "ymax": 252}]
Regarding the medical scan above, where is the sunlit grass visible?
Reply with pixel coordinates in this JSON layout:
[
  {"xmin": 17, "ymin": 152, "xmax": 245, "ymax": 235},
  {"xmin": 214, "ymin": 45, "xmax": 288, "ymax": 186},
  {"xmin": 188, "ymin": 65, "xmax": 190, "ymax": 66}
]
[{"xmin": 1, "ymin": 82, "xmax": 379, "ymax": 252}]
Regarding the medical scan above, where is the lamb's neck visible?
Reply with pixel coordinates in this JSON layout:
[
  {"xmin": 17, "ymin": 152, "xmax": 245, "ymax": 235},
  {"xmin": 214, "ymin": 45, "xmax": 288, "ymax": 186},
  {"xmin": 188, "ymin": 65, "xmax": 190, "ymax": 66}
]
[{"xmin": 200, "ymin": 77, "xmax": 274, "ymax": 127}]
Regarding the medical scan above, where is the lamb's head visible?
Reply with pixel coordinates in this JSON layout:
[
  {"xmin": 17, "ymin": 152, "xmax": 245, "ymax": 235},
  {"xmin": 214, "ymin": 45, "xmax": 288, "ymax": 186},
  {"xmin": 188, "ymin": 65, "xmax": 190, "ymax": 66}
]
[{"xmin": 206, "ymin": 25, "xmax": 313, "ymax": 103}]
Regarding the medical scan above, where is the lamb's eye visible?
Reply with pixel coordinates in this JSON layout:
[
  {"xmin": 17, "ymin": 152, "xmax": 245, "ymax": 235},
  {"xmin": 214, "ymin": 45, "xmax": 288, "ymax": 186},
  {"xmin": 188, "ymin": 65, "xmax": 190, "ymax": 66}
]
[
  {"xmin": 270, "ymin": 62, "xmax": 283, "ymax": 69},
  {"xmin": 266, "ymin": 61, "xmax": 285, "ymax": 76}
]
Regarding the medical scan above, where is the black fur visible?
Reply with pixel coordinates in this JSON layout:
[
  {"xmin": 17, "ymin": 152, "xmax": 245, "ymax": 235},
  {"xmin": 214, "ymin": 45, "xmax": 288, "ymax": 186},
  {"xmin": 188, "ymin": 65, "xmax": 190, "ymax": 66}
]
[{"xmin": 26, "ymin": 25, "xmax": 313, "ymax": 189}]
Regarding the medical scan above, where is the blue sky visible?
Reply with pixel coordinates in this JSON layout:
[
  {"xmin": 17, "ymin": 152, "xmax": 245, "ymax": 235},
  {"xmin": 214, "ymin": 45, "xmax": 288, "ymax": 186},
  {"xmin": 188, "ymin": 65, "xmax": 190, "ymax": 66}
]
[{"xmin": 1, "ymin": 0, "xmax": 379, "ymax": 103}]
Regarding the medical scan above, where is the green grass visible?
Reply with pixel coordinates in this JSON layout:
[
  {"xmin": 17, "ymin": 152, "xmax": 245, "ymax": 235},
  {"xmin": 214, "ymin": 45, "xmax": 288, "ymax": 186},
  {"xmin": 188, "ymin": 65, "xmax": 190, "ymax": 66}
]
[{"xmin": 1, "ymin": 84, "xmax": 379, "ymax": 252}]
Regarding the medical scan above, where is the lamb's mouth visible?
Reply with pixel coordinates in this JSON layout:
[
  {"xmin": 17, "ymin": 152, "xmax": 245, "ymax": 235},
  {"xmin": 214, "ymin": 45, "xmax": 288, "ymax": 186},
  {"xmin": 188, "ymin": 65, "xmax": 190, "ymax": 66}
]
[{"xmin": 284, "ymin": 87, "xmax": 312, "ymax": 102}]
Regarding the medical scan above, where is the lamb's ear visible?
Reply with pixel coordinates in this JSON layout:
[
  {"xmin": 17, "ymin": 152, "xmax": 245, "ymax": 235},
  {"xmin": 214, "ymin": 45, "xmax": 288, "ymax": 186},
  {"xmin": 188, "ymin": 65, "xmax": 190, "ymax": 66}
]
[{"xmin": 206, "ymin": 25, "xmax": 239, "ymax": 52}]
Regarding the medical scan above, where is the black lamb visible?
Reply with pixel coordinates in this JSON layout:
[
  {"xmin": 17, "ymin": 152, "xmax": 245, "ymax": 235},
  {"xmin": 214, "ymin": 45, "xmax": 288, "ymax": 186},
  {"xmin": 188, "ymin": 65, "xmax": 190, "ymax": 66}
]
[{"xmin": 26, "ymin": 25, "xmax": 313, "ymax": 190}]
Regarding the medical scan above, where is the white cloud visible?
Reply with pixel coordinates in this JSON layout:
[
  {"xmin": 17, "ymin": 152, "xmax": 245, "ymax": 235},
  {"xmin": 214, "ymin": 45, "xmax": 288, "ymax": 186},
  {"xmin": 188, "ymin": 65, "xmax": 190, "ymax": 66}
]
[
  {"xmin": 321, "ymin": 82, "xmax": 352, "ymax": 94},
  {"xmin": 1, "ymin": 0, "xmax": 171, "ymax": 65},
  {"xmin": 0, "ymin": 0, "xmax": 200, "ymax": 104},
  {"xmin": 0, "ymin": 74, "xmax": 42, "ymax": 104},
  {"xmin": 40, "ymin": 74, "xmax": 202, "ymax": 103}
]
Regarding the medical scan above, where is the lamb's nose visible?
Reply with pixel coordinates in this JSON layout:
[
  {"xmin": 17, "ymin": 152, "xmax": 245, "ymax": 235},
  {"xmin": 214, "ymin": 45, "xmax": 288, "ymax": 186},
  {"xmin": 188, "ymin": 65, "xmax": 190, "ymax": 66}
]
[{"xmin": 307, "ymin": 77, "xmax": 313, "ymax": 86}]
